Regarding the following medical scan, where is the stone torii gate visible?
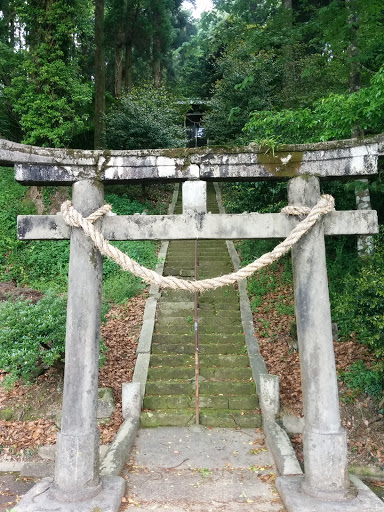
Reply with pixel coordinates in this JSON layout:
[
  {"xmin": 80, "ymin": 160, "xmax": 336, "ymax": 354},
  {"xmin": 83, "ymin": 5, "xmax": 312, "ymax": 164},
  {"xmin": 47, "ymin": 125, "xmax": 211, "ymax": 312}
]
[{"xmin": 0, "ymin": 136, "xmax": 382, "ymax": 512}]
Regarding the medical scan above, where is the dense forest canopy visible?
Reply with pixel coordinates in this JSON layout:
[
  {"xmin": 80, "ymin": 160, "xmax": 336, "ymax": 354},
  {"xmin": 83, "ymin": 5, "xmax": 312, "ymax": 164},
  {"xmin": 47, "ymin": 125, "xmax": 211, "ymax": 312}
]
[{"xmin": 0, "ymin": 0, "xmax": 383, "ymax": 147}]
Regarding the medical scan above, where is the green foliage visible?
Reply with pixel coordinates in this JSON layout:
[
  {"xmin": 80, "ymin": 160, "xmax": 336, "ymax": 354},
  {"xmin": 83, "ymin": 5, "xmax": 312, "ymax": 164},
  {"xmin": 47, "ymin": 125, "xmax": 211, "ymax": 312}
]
[
  {"xmin": 220, "ymin": 182, "xmax": 287, "ymax": 214},
  {"xmin": 330, "ymin": 228, "xmax": 384, "ymax": 356},
  {"xmin": 5, "ymin": 0, "xmax": 94, "ymax": 147},
  {"xmin": 0, "ymin": 168, "xmax": 166, "ymax": 306},
  {"xmin": 0, "ymin": 293, "xmax": 67, "ymax": 388},
  {"xmin": 244, "ymin": 67, "xmax": 384, "ymax": 144},
  {"xmin": 340, "ymin": 361, "xmax": 383, "ymax": 400},
  {"xmin": 102, "ymin": 239, "xmax": 158, "ymax": 303},
  {"xmin": 105, "ymin": 84, "xmax": 187, "ymax": 150},
  {"xmin": 102, "ymin": 273, "xmax": 145, "ymax": 304}
]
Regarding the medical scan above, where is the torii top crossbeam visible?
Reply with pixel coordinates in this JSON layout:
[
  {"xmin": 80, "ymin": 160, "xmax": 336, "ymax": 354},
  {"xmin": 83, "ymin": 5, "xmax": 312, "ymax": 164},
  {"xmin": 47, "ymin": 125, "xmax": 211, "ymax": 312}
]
[{"xmin": 0, "ymin": 135, "xmax": 383, "ymax": 184}]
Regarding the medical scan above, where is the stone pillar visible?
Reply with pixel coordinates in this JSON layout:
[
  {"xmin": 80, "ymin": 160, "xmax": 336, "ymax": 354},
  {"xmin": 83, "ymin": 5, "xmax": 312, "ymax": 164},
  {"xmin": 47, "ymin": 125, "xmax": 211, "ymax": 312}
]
[
  {"xmin": 182, "ymin": 180, "xmax": 207, "ymax": 214},
  {"xmin": 51, "ymin": 179, "xmax": 104, "ymax": 501},
  {"xmin": 355, "ymin": 179, "xmax": 374, "ymax": 257},
  {"xmin": 288, "ymin": 176, "xmax": 354, "ymax": 501}
]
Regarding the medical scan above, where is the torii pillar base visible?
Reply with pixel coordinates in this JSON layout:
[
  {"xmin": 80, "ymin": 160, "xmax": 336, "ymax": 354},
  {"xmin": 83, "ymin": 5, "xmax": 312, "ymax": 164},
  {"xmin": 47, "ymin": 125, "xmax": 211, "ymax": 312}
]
[
  {"xmin": 277, "ymin": 475, "xmax": 384, "ymax": 512},
  {"xmin": 16, "ymin": 476, "xmax": 125, "ymax": 512}
]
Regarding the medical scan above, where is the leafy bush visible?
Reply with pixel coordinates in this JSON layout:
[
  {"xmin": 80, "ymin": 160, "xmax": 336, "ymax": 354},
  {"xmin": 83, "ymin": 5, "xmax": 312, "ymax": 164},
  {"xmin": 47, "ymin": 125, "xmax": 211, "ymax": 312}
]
[
  {"xmin": 103, "ymin": 273, "xmax": 145, "ymax": 304},
  {"xmin": 0, "ymin": 293, "xmax": 67, "ymax": 388},
  {"xmin": 105, "ymin": 84, "xmax": 187, "ymax": 150},
  {"xmin": 0, "ymin": 169, "xmax": 167, "ymax": 304},
  {"xmin": 243, "ymin": 67, "xmax": 384, "ymax": 145},
  {"xmin": 221, "ymin": 181, "xmax": 287, "ymax": 214},
  {"xmin": 340, "ymin": 361, "xmax": 383, "ymax": 400}
]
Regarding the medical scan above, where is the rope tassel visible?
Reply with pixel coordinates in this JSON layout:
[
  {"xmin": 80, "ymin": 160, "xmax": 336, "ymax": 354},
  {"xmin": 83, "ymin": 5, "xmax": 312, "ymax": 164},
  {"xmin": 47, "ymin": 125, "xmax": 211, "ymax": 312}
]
[{"xmin": 61, "ymin": 195, "xmax": 335, "ymax": 293}]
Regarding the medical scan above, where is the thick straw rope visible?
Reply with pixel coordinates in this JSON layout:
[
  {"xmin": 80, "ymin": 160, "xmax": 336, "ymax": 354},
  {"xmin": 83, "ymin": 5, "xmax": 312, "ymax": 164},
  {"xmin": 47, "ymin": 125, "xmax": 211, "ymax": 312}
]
[{"xmin": 61, "ymin": 195, "xmax": 334, "ymax": 293}]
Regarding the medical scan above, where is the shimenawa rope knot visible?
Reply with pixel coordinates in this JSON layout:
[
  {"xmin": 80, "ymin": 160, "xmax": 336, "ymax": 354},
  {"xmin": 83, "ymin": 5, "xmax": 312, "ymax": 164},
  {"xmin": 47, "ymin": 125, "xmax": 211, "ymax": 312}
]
[{"xmin": 61, "ymin": 194, "xmax": 335, "ymax": 293}]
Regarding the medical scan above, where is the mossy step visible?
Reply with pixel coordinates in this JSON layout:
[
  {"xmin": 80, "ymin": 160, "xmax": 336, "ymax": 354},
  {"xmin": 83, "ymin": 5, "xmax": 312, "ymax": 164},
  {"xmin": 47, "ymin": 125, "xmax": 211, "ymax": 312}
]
[
  {"xmin": 145, "ymin": 380, "xmax": 256, "ymax": 395},
  {"xmin": 163, "ymin": 268, "xmax": 194, "ymax": 277},
  {"xmin": 157, "ymin": 310, "xmax": 242, "ymax": 320},
  {"xmin": 156, "ymin": 316, "xmax": 241, "ymax": 327},
  {"xmin": 200, "ymin": 409, "xmax": 262, "ymax": 428},
  {"xmin": 140, "ymin": 409, "xmax": 262, "ymax": 428},
  {"xmin": 150, "ymin": 354, "xmax": 194, "ymax": 366},
  {"xmin": 151, "ymin": 343, "xmax": 245, "ymax": 355},
  {"xmin": 163, "ymin": 262, "xmax": 229, "ymax": 269},
  {"xmin": 140, "ymin": 409, "xmax": 195, "ymax": 427},
  {"xmin": 160, "ymin": 291, "xmax": 195, "ymax": 302},
  {"xmin": 150, "ymin": 354, "xmax": 250, "ymax": 368},
  {"xmin": 198, "ymin": 273, "xmax": 233, "ymax": 279},
  {"xmin": 145, "ymin": 380, "xmax": 193, "ymax": 395},
  {"xmin": 152, "ymin": 334, "xmax": 245, "ymax": 345},
  {"xmin": 147, "ymin": 366, "xmax": 253, "ymax": 381},
  {"xmin": 143, "ymin": 394, "xmax": 258, "ymax": 410},
  {"xmin": 165, "ymin": 255, "xmax": 230, "ymax": 261},
  {"xmin": 158, "ymin": 303, "xmax": 195, "ymax": 314},
  {"xmin": 154, "ymin": 325, "xmax": 242, "ymax": 335},
  {"xmin": 197, "ymin": 303, "xmax": 240, "ymax": 312},
  {"xmin": 198, "ymin": 292, "xmax": 238, "ymax": 300},
  {"xmin": 147, "ymin": 367, "xmax": 196, "ymax": 380},
  {"xmin": 201, "ymin": 287, "xmax": 237, "ymax": 295},
  {"xmin": 169, "ymin": 241, "xmax": 226, "ymax": 247}
]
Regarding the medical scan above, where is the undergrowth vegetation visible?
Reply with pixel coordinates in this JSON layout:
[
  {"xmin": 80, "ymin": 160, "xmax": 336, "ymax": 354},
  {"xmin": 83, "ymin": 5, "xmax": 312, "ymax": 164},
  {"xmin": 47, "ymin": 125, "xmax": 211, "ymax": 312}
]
[
  {"xmin": 0, "ymin": 168, "xmax": 172, "ymax": 385},
  {"xmin": 221, "ymin": 179, "xmax": 384, "ymax": 406}
]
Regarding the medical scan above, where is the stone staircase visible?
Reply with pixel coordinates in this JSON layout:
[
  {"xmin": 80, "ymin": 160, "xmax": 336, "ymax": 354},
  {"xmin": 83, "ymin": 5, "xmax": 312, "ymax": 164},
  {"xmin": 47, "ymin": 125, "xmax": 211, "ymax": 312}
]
[{"xmin": 140, "ymin": 184, "xmax": 261, "ymax": 428}]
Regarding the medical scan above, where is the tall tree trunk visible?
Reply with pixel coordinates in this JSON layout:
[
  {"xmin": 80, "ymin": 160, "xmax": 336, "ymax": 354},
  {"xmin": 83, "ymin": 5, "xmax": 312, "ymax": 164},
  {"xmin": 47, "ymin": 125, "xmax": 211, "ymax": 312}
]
[
  {"xmin": 152, "ymin": 10, "xmax": 162, "ymax": 88},
  {"xmin": 94, "ymin": 0, "xmax": 106, "ymax": 149},
  {"xmin": 115, "ymin": 49, "xmax": 124, "ymax": 97},
  {"xmin": 346, "ymin": 0, "xmax": 374, "ymax": 256},
  {"xmin": 114, "ymin": 27, "xmax": 125, "ymax": 97},
  {"xmin": 282, "ymin": 0, "xmax": 294, "ymax": 108},
  {"xmin": 153, "ymin": 35, "xmax": 162, "ymax": 87},
  {"xmin": 124, "ymin": 40, "xmax": 133, "ymax": 92}
]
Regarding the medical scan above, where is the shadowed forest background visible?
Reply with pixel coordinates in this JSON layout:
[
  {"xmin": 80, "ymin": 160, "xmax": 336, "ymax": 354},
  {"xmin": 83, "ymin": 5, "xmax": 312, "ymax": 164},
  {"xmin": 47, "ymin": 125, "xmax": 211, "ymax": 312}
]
[{"xmin": 0, "ymin": 0, "xmax": 383, "ymax": 421}]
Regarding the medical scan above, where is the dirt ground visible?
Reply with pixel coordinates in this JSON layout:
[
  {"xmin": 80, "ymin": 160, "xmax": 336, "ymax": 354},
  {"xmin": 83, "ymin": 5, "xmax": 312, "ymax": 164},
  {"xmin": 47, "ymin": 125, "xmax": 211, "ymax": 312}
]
[
  {"xmin": 0, "ymin": 283, "xmax": 146, "ymax": 461},
  {"xmin": 252, "ymin": 265, "xmax": 384, "ymax": 472}
]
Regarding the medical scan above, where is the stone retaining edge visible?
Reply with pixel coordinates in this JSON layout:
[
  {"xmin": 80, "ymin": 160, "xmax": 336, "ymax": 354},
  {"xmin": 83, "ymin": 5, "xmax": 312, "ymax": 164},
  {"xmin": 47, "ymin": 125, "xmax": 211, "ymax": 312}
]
[
  {"xmin": 101, "ymin": 184, "xmax": 180, "ymax": 477},
  {"xmin": 214, "ymin": 182, "xmax": 303, "ymax": 478}
]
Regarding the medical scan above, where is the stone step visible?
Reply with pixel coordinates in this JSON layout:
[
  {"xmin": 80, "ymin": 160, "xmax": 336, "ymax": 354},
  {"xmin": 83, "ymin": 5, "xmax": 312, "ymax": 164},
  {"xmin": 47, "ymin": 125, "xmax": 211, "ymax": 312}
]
[
  {"xmin": 157, "ymin": 310, "xmax": 241, "ymax": 320},
  {"xmin": 163, "ymin": 268, "xmax": 194, "ymax": 277},
  {"xmin": 160, "ymin": 290, "xmax": 195, "ymax": 302},
  {"xmin": 168, "ymin": 241, "xmax": 227, "ymax": 247},
  {"xmin": 200, "ymin": 409, "xmax": 262, "ymax": 428},
  {"xmin": 199, "ymin": 291, "xmax": 239, "ymax": 300},
  {"xmin": 151, "ymin": 343, "xmax": 245, "ymax": 355},
  {"xmin": 154, "ymin": 325, "xmax": 243, "ymax": 335},
  {"xmin": 197, "ymin": 302, "xmax": 240, "ymax": 311},
  {"xmin": 158, "ymin": 302, "xmax": 195, "ymax": 314},
  {"xmin": 140, "ymin": 409, "xmax": 262, "ymax": 428},
  {"xmin": 156, "ymin": 316, "xmax": 241, "ymax": 327},
  {"xmin": 145, "ymin": 380, "xmax": 256, "ymax": 396},
  {"xmin": 147, "ymin": 366, "xmax": 253, "ymax": 381},
  {"xmin": 165, "ymin": 253, "xmax": 230, "ymax": 260},
  {"xmin": 163, "ymin": 263, "xmax": 230, "ymax": 270},
  {"xmin": 149, "ymin": 354, "xmax": 250, "ymax": 368},
  {"xmin": 143, "ymin": 394, "xmax": 258, "ymax": 410},
  {"xmin": 152, "ymin": 334, "xmax": 245, "ymax": 345}
]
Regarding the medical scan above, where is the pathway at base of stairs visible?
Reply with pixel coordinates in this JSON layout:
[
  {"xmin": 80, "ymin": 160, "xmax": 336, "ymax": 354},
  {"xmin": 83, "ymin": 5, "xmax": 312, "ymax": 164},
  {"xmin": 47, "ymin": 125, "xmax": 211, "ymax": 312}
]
[{"xmin": 120, "ymin": 426, "xmax": 286, "ymax": 512}]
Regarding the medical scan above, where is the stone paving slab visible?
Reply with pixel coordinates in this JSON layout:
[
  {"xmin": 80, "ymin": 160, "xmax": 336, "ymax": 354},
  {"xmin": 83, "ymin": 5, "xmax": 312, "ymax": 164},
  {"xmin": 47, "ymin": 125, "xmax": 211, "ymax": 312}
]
[
  {"xmin": 0, "ymin": 473, "xmax": 38, "ymax": 512},
  {"xmin": 121, "ymin": 426, "xmax": 285, "ymax": 512},
  {"xmin": 131, "ymin": 426, "xmax": 273, "ymax": 469}
]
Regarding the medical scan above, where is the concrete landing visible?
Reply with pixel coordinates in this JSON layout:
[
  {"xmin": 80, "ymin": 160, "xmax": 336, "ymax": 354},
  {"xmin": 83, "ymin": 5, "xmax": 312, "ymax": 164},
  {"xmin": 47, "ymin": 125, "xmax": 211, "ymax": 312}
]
[{"xmin": 121, "ymin": 426, "xmax": 286, "ymax": 512}]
